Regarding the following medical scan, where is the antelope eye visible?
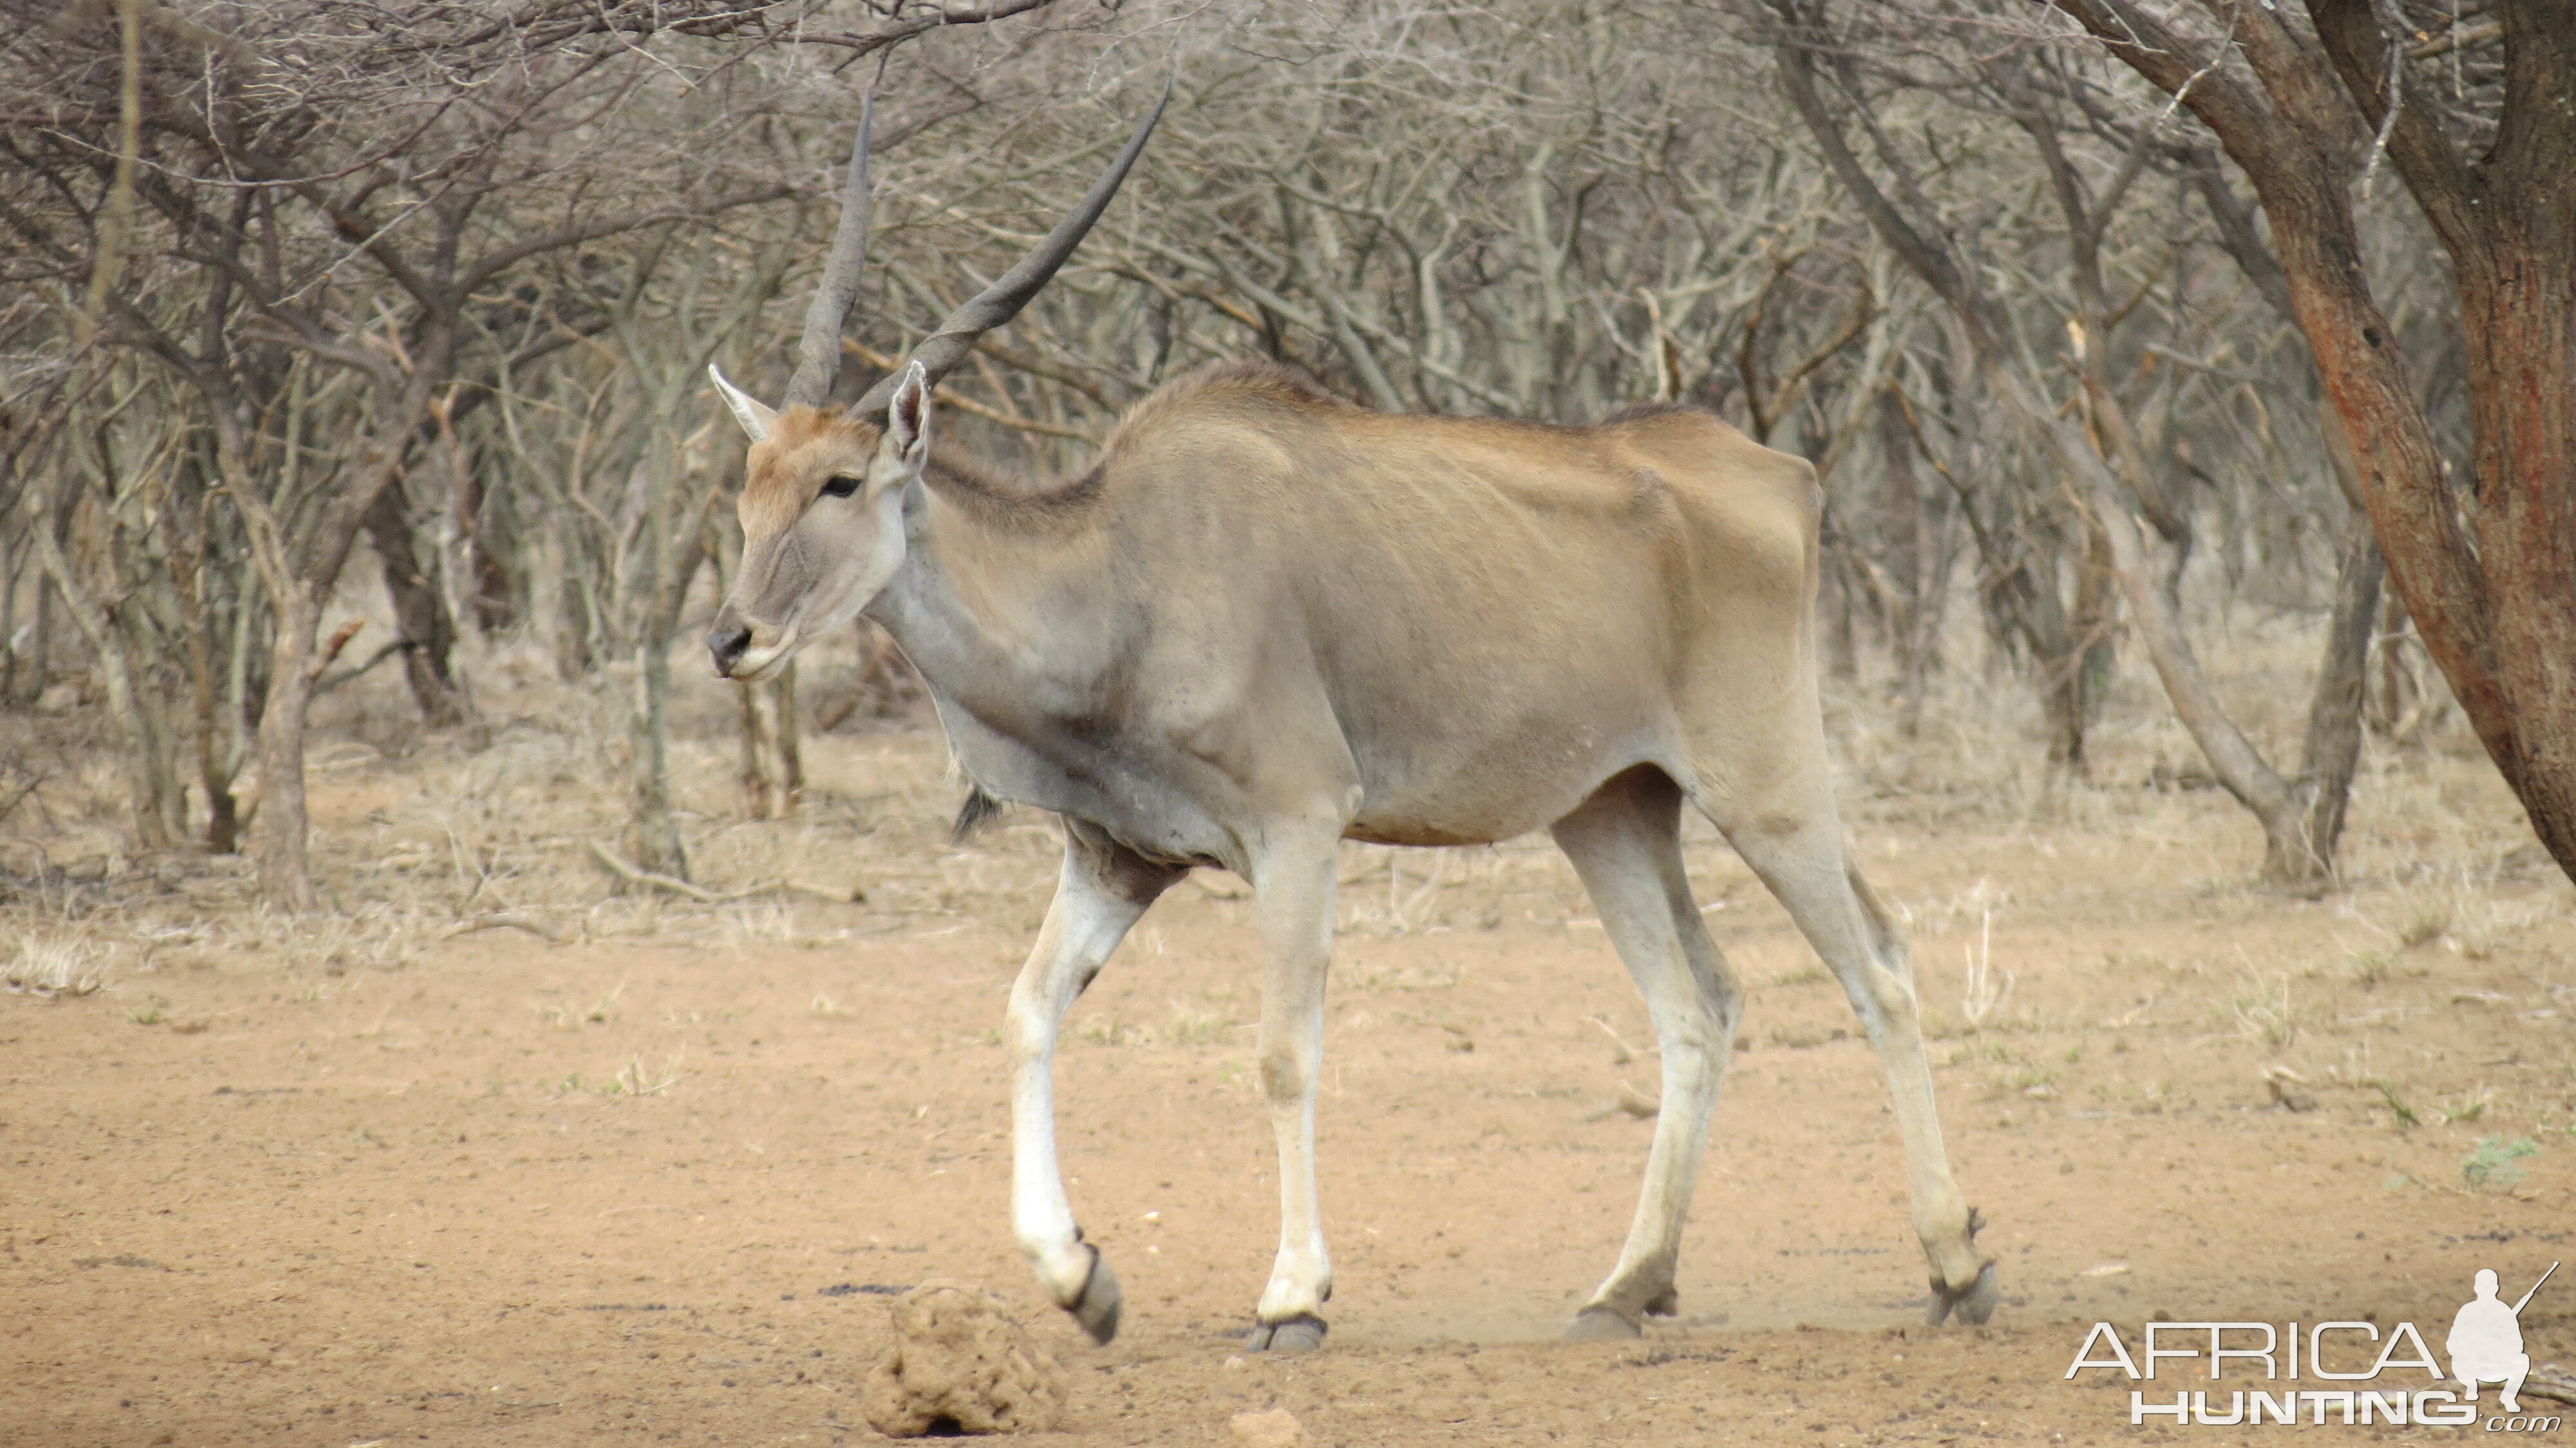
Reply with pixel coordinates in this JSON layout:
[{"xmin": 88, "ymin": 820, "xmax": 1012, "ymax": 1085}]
[{"xmin": 820, "ymin": 473, "xmax": 862, "ymax": 499}]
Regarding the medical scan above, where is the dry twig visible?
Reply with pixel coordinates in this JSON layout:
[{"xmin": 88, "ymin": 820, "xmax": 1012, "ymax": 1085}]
[
  {"xmin": 586, "ymin": 840, "xmax": 779, "ymax": 903},
  {"xmin": 446, "ymin": 912, "xmax": 574, "ymax": 944}
]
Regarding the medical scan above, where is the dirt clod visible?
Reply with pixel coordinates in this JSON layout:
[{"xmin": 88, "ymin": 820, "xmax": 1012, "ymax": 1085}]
[
  {"xmin": 1228, "ymin": 1406, "xmax": 1307, "ymax": 1447},
  {"xmin": 861, "ymin": 1280, "xmax": 1065, "ymax": 1437}
]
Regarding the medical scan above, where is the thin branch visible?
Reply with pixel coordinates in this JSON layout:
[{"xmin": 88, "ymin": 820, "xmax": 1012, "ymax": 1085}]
[{"xmin": 587, "ymin": 839, "xmax": 781, "ymax": 902}]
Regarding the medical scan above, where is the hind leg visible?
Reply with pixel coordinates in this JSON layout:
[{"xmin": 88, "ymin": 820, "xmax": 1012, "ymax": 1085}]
[
  {"xmin": 1697, "ymin": 775, "xmax": 1994, "ymax": 1325},
  {"xmin": 1008, "ymin": 817, "xmax": 1185, "ymax": 1344},
  {"xmin": 1242, "ymin": 823, "xmax": 1340, "ymax": 1353},
  {"xmin": 1551, "ymin": 767, "xmax": 1744, "ymax": 1339}
]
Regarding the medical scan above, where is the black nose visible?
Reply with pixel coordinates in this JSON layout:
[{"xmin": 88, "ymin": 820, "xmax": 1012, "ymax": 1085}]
[{"xmin": 708, "ymin": 621, "xmax": 752, "ymax": 677}]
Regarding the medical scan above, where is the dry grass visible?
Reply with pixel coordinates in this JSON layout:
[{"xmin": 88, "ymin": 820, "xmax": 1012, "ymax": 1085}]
[
  {"xmin": 3, "ymin": 935, "xmax": 104, "ymax": 997},
  {"xmin": 2222, "ymin": 972, "xmax": 2302, "ymax": 1048},
  {"xmin": 1955, "ymin": 890, "xmax": 2012, "ymax": 1031}
]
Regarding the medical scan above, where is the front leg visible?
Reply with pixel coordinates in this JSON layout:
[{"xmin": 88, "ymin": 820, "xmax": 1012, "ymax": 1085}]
[
  {"xmin": 1008, "ymin": 817, "xmax": 1183, "ymax": 1344},
  {"xmin": 1244, "ymin": 825, "xmax": 1340, "ymax": 1353}
]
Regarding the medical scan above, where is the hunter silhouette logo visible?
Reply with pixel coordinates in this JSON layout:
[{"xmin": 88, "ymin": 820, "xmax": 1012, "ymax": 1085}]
[
  {"xmin": 2453, "ymin": 1263, "xmax": 2556, "ymax": 1413},
  {"xmin": 2065, "ymin": 1261, "xmax": 2566, "ymax": 1429}
]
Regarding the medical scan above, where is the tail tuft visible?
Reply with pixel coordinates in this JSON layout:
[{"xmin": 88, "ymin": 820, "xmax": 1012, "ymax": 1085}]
[{"xmin": 951, "ymin": 786, "xmax": 1004, "ymax": 844}]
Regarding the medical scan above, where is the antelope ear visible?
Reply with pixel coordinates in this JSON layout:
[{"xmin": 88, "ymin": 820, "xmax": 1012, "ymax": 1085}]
[
  {"xmin": 708, "ymin": 363, "xmax": 777, "ymax": 443},
  {"xmin": 886, "ymin": 361, "xmax": 932, "ymax": 467}
]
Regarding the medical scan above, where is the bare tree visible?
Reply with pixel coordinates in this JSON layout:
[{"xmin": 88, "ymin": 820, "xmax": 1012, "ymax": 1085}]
[
  {"xmin": 2, "ymin": 0, "xmax": 804, "ymax": 903},
  {"xmin": 2026, "ymin": 0, "xmax": 2576, "ymax": 883},
  {"xmin": 1766, "ymin": 0, "xmax": 2387, "ymax": 884},
  {"xmin": 12, "ymin": 0, "xmax": 2515, "ymax": 913}
]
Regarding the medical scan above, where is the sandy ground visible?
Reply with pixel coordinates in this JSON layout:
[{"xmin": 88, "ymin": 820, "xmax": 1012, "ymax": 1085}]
[{"xmin": 5, "ymin": 718, "xmax": 2575, "ymax": 1447}]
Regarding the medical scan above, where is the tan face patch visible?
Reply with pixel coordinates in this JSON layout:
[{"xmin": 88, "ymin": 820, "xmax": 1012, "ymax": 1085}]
[{"xmin": 740, "ymin": 406, "xmax": 883, "ymax": 540}]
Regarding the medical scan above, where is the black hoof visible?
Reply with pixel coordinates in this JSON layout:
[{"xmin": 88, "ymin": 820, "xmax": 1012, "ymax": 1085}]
[
  {"xmin": 1926, "ymin": 1262, "xmax": 2000, "ymax": 1327},
  {"xmin": 1564, "ymin": 1306, "xmax": 1643, "ymax": 1341},
  {"xmin": 1244, "ymin": 1313, "xmax": 1327, "ymax": 1353},
  {"xmin": 1070, "ymin": 1248, "xmax": 1122, "ymax": 1344}
]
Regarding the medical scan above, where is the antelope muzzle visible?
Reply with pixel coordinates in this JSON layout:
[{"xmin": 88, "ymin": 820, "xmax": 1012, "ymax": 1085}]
[{"xmin": 707, "ymin": 605, "xmax": 779, "ymax": 680}]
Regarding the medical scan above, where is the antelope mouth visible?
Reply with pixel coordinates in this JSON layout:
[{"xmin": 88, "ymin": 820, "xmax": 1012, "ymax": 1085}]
[
  {"xmin": 727, "ymin": 633, "xmax": 799, "ymax": 683},
  {"xmin": 709, "ymin": 613, "xmax": 799, "ymax": 682}
]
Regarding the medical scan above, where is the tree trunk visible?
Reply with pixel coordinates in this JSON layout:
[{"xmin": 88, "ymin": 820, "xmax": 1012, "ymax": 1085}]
[
  {"xmin": 624, "ymin": 417, "xmax": 694, "ymax": 881},
  {"xmin": 1, "ymin": 537, "xmax": 24, "ymax": 708},
  {"xmin": 26, "ymin": 483, "xmax": 184, "ymax": 848},
  {"xmin": 363, "ymin": 481, "xmax": 469, "ymax": 729},
  {"xmin": 251, "ymin": 586, "xmax": 324, "ymax": 911},
  {"xmin": 625, "ymin": 628, "xmax": 688, "ymax": 879},
  {"xmin": 118, "ymin": 605, "xmax": 189, "ymax": 849},
  {"xmin": 2038, "ymin": 629, "xmax": 2090, "ymax": 775},
  {"xmin": 2275, "ymin": 193, "xmax": 2576, "ymax": 879},
  {"xmin": 234, "ymin": 425, "xmax": 406, "ymax": 910},
  {"xmin": 2453, "ymin": 224, "xmax": 2576, "ymax": 874},
  {"xmin": 18, "ymin": 503, "xmax": 71, "ymax": 708},
  {"xmin": 169, "ymin": 502, "xmax": 250, "ymax": 855},
  {"xmin": 2268, "ymin": 191, "xmax": 2506, "ymax": 783},
  {"xmin": 2369, "ymin": 589, "xmax": 2420, "ymax": 739},
  {"xmin": 431, "ymin": 405, "xmax": 514, "ymax": 636},
  {"xmin": 31, "ymin": 580, "xmax": 51, "ymax": 710},
  {"xmin": 1878, "ymin": 386, "xmax": 1954, "ymax": 738},
  {"xmin": 204, "ymin": 751, "xmax": 242, "ymax": 855},
  {"xmin": 735, "ymin": 666, "xmax": 803, "ymax": 819},
  {"xmin": 2071, "ymin": 518, "xmax": 2118, "ymax": 729},
  {"xmin": 1965, "ymin": 520, "xmax": 2091, "ymax": 771},
  {"xmin": 1821, "ymin": 514, "xmax": 1862, "ymax": 685},
  {"xmin": 245, "ymin": 466, "xmax": 393, "ymax": 910},
  {"xmin": 2289, "ymin": 518, "xmax": 2383, "ymax": 879}
]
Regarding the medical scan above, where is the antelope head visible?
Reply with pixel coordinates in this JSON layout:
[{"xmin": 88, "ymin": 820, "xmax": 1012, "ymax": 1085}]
[{"xmin": 707, "ymin": 88, "xmax": 1167, "ymax": 682}]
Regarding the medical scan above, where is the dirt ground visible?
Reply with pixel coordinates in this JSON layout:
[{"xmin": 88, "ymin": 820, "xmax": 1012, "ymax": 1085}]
[{"xmin": 6, "ymin": 692, "xmax": 2575, "ymax": 1446}]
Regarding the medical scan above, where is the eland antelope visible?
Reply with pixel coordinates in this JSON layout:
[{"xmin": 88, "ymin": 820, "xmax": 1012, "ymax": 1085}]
[{"xmin": 705, "ymin": 90, "xmax": 1998, "ymax": 1351}]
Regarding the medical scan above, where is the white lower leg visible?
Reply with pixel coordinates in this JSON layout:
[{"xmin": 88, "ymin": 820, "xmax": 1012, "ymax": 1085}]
[
  {"xmin": 1006, "ymin": 834, "xmax": 1168, "ymax": 1310},
  {"xmin": 1587, "ymin": 986, "xmax": 1729, "ymax": 1311},
  {"xmin": 1749, "ymin": 826, "xmax": 1982, "ymax": 1293},
  {"xmin": 1009, "ymin": 1031, "xmax": 1092, "ymax": 1304},
  {"xmin": 1251, "ymin": 834, "xmax": 1337, "ymax": 1327},
  {"xmin": 1256, "ymin": 1066, "xmax": 1331, "ymax": 1321},
  {"xmin": 1557, "ymin": 776, "xmax": 1738, "ymax": 1324},
  {"xmin": 1875, "ymin": 1012, "xmax": 1980, "ymax": 1286}
]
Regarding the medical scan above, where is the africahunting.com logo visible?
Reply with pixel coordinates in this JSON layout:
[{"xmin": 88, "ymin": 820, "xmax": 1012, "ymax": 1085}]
[{"xmin": 2064, "ymin": 1263, "xmax": 2566, "ymax": 1431}]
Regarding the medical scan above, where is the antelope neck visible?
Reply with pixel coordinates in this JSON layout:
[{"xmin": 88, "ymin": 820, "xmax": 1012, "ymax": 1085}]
[{"xmin": 863, "ymin": 476, "xmax": 1110, "ymax": 734}]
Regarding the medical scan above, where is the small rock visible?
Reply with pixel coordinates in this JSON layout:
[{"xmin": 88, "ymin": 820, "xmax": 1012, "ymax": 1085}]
[
  {"xmin": 1229, "ymin": 1407, "xmax": 1307, "ymax": 1448},
  {"xmin": 861, "ymin": 1279, "xmax": 1065, "ymax": 1437}
]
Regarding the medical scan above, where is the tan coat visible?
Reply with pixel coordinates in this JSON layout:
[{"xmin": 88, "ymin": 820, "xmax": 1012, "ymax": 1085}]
[{"xmin": 710, "ymin": 359, "xmax": 1994, "ymax": 1349}]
